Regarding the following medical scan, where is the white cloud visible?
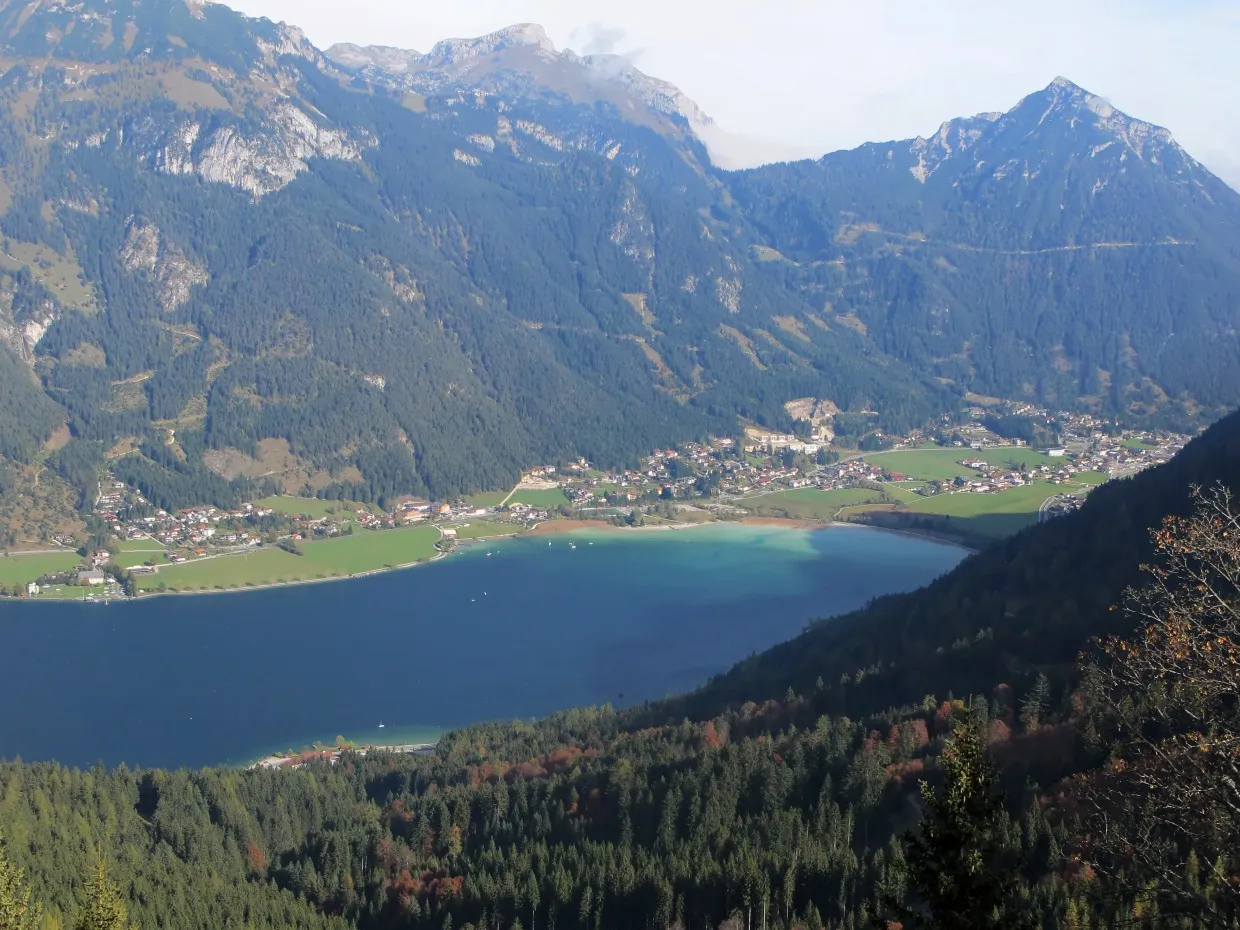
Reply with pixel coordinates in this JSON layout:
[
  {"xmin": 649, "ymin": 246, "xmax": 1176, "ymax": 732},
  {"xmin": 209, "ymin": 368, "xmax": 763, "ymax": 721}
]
[{"xmin": 228, "ymin": 0, "xmax": 1240, "ymax": 187}]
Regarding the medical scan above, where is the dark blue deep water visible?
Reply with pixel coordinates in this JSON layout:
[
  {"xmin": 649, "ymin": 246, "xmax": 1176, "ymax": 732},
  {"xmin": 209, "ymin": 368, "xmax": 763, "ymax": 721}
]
[{"xmin": 0, "ymin": 524, "xmax": 965, "ymax": 768}]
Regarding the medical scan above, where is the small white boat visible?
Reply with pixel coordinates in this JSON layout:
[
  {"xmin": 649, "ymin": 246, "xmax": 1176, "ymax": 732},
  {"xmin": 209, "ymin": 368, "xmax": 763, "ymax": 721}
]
[{"xmin": 378, "ymin": 722, "xmax": 385, "ymax": 729}]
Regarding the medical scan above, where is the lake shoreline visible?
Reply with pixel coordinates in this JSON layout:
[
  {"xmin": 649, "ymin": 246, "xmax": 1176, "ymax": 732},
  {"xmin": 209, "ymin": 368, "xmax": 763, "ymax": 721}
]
[
  {"xmin": 1, "ymin": 521, "xmax": 968, "ymax": 768},
  {"xmin": 5, "ymin": 517, "xmax": 971, "ymax": 605}
]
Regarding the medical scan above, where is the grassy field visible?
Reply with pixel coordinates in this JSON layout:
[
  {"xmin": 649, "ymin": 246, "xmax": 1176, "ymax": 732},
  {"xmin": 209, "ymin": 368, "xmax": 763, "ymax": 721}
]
[
  {"xmin": 881, "ymin": 482, "xmax": 931, "ymax": 504},
  {"xmin": 114, "ymin": 550, "xmax": 168, "ymax": 569},
  {"xmin": 465, "ymin": 491, "xmax": 509, "ymax": 509},
  {"xmin": 137, "ymin": 526, "xmax": 441, "ymax": 592},
  {"xmin": 28, "ymin": 584, "xmax": 118, "ymax": 600},
  {"xmin": 506, "ymin": 488, "xmax": 570, "ymax": 509},
  {"xmin": 454, "ymin": 521, "xmax": 524, "ymax": 540},
  {"xmin": 111, "ymin": 537, "xmax": 168, "ymax": 569},
  {"xmin": 863, "ymin": 447, "xmax": 1053, "ymax": 480},
  {"xmin": 895, "ymin": 476, "xmax": 1103, "ymax": 538},
  {"xmin": 115, "ymin": 538, "xmax": 156, "ymax": 551},
  {"xmin": 742, "ymin": 487, "xmax": 887, "ymax": 520},
  {"xmin": 841, "ymin": 469, "xmax": 1110, "ymax": 542},
  {"xmin": 254, "ymin": 497, "xmax": 375, "ymax": 520},
  {"xmin": 1074, "ymin": 471, "xmax": 1110, "ymax": 486},
  {"xmin": 0, "ymin": 552, "xmax": 81, "ymax": 587},
  {"xmin": 903, "ymin": 482, "xmax": 1063, "ymax": 534}
]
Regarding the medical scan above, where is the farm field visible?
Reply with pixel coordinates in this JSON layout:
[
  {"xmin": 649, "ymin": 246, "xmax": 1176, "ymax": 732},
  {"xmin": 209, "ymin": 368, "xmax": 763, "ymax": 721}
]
[
  {"xmin": 0, "ymin": 552, "xmax": 81, "ymax": 587},
  {"xmin": 253, "ymin": 496, "xmax": 375, "ymax": 520},
  {"xmin": 464, "ymin": 491, "xmax": 508, "ymax": 509},
  {"xmin": 741, "ymin": 488, "xmax": 887, "ymax": 520},
  {"xmin": 112, "ymin": 538, "xmax": 167, "ymax": 569},
  {"xmin": 899, "ymin": 476, "xmax": 1103, "ymax": 538},
  {"xmin": 842, "ymin": 471, "xmax": 1110, "ymax": 541},
  {"xmin": 904, "ymin": 481, "xmax": 1062, "ymax": 526},
  {"xmin": 880, "ymin": 482, "xmax": 930, "ymax": 504},
  {"xmin": 506, "ymin": 488, "xmax": 570, "ymax": 509},
  {"xmin": 136, "ymin": 525, "xmax": 442, "ymax": 592},
  {"xmin": 862, "ymin": 447, "xmax": 1053, "ymax": 480},
  {"xmin": 453, "ymin": 521, "xmax": 523, "ymax": 540}
]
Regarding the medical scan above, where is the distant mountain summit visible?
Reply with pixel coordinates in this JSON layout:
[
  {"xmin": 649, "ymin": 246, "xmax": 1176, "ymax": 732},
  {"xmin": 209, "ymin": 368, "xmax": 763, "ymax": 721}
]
[
  {"xmin": 891, "ymin": 76, "xmax": 1238, "ymax": 248},
  {"xmin": 327, "ymin": 25, "xmax": 717, "ymax": 153},
  {"xmin": 733, "ymin": 76, "xmax": 1240, "ymax": 422}
]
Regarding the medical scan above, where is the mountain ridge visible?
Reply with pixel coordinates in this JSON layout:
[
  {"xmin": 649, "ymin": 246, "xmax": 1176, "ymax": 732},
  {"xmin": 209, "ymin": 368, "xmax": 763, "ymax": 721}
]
[
  {"xmin": 325, "ymin": 23, "xmax": 718, "ymax": 155},
  {"xmin": 0, "ymin": 0, "xmax": 1236, "ymax": 531}
]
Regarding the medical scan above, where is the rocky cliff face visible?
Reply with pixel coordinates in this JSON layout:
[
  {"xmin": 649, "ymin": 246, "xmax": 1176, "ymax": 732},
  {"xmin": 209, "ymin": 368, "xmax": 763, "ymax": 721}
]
[
  {"xmin": 136, "ymin": 104, "xmax": 369, "ymax": 198},
  {"xmin": 120, "ymin": 220, "xmax": 209, "ymax": 311},
  {"xmin": 0, "ymin": 280, "xmax": 58, "ymax": 363}
]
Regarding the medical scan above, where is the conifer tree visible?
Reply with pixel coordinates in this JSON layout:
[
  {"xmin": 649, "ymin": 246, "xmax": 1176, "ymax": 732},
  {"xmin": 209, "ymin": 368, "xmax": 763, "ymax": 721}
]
[
  {"xmin": 888, "ymin": 723, "xmax": 1032, "ymax": 930},
  {"xmin": 1019, "ymin": 674, "xmax": 1049, "ymax": 733},
  {"xmin": 0, "ymin": 840, "xmax": 42, "ymax": 930},
  {"xmin": 74, "ymin": 861, "xmax": 128, "ymax": 930}
]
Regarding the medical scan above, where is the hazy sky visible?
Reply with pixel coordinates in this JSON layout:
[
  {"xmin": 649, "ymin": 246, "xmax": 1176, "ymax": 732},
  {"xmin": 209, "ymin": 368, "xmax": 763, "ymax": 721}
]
[{"xmin": 228, "ymin": 0, "xmax": 1240, "ymax": 187}]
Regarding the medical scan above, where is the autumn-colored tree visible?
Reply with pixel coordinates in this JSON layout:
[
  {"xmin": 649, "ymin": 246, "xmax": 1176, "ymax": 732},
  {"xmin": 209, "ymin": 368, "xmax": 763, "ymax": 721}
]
[
  {"xmin": 1077, "ymin": 485, "xmax": 1240, "ymax": 926},
  {"xmin": 885, "ymin": 723, "xmax": 1033, "ymax": 930},
  {"xmin": 245, "ymin": 840, "xmax": 267, "ymax": 873},
  {"xmin": 0, "ymin": 838, "xmax": 42, "ymax": 930},
  {"xmin": 73, "ymin": 861, "xmax": 128, "ymax": 930},
  {"xmin": 1019, "ymin": 674, "xmax": 1049, "ymax": 733}
]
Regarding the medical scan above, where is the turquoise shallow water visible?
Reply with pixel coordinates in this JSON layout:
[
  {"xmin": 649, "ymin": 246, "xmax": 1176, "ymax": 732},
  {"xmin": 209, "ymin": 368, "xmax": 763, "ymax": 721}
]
[{"xmin": 0, "ymin": 524, "xmax": 965, "ymax": 768}]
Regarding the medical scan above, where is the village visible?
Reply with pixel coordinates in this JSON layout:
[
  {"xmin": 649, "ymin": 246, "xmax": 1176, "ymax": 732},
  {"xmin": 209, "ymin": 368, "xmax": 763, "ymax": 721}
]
[{"xmin": 4, "ymin": 399, "xmax": 1192, "ymax": 599}]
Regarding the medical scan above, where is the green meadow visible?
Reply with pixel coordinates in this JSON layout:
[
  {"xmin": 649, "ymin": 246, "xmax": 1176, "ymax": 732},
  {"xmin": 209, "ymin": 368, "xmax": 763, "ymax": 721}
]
[
  {"xmin": 506, "ymin": 488, "xmax": 570, "ymax": 509},
  {"xmin": 453, "ymin": 521, "xmax": 524, "ymax": 540},
  {"xmin": 137, "ymin": 525, "xmax": 442, "ymax": 592},
  {"xmin": 464, "ymin": 491, "xmax": 509, "ymax": 509},
  {"xmin": 853, "ymin": 473, "xmax": 1109, "ymax": 540},
  {"xmin": 862, "ymin": 446, "xmax": 1054, "ymax": 480},
  {"xmin": 742, "ymin": 488, "xmax": 887, "ymax": 520},
  {"xmin": 112, "ymin": 538, "xmax": 168, "ymax": 569},
  {"xmin": 253, "ymin": 496, "xmax": 374, "ymax": 520},
  {"xmin": 0, "ymin": 552, "xmax": 81, "ymax": 587}
]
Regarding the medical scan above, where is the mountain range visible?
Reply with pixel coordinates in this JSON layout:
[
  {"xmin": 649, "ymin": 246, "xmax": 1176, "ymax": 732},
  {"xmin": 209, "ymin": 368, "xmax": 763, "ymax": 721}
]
[{"xmin": 0, "ymin": 0, "xmax": 1237, "ymax": 533}]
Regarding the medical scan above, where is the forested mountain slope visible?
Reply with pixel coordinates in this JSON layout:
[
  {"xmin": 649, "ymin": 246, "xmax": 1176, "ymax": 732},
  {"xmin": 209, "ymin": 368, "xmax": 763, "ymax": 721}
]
[
  {"xmin": 0, "ymin": 0, "xmax": 944, "ymax": 516},
  {"xmin": 5, "ymin": 409, "xmax": 1239, "ymax": 930},
  {"xmin": 0, "ymin": 0, "xmax": 1236, "ymax": 520},
  {"xmin": 732, "ymin": 78, "xmax": 1240, "ymax": 422}
]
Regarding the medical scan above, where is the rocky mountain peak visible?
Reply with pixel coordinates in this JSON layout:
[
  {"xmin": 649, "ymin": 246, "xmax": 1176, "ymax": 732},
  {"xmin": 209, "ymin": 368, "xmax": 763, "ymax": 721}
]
[
  {"xmin": 1025, "ymin": 76, "xmax": 1179, "ymax": 159},
  {"xmin": 326, "ymin": 24, "xmax": 716, "ymax": 158},
  {"xmin": 426, "ymin": 23, "xmax": 558, "ymax": 65},
  {"xmin": 326, "ymin": 43, "xmax": 421, "ymax": 74},
  {"xmin": 899, "ymin": 77, "xmax": 1202, "ymax": 186}
]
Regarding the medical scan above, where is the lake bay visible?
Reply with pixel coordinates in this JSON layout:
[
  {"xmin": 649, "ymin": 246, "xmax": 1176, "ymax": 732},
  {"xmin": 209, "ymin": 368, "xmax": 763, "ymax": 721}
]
[{"xmin": 0, "ymin": 524, "xmax": 965, "ymax": 769}]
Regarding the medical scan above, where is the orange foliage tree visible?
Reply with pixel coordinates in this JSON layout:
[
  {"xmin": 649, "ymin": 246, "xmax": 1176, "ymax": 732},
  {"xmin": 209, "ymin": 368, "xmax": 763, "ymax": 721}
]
[{"xmin": 1077, "ymin": 486, "xmax": 1240, "ymax": 925}]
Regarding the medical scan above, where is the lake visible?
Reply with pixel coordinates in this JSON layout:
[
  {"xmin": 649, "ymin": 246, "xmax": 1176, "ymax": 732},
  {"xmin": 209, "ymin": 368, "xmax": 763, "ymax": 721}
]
[{"xmin": 0, "ymin": 524, "xmax": 966, "ymax": 769}]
